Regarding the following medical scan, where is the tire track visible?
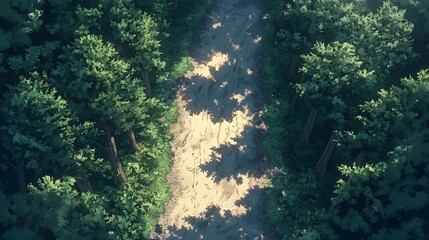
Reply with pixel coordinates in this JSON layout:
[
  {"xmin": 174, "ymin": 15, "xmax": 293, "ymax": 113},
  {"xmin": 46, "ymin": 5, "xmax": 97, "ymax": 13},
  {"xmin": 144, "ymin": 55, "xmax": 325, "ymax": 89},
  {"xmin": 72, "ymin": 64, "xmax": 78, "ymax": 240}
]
[{"xmin": 152, "ymin": 0, "xmax": 275, "ymax": 239}]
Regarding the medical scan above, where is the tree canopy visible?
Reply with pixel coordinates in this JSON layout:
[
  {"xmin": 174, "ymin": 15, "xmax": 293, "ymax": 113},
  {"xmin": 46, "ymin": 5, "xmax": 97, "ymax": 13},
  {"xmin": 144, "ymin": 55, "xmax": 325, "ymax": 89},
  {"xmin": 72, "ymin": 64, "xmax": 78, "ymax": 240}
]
[
  {"xmin": 0, "ymin": 0, "xmax": 212, "ymax": 238},
  {"xmin": 264, "ymin": 0, "xmax": 429, "ymax": 239}
]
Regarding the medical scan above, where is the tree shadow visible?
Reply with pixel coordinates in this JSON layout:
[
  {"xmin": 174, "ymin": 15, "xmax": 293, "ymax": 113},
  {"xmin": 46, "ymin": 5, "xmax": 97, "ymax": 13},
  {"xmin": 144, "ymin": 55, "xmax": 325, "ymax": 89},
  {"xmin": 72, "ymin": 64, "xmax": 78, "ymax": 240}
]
[
  {"xmin": 178, "ymin": 0, "xmax": 269, "ymax": 182},
  {"xmin": 200, "ymin": 124, "xmax": 268, "ymax": 184},
  {"xmin": 154, "ymin": 0, "xmax": 279, "ymax": 238},
  {"xmin": 158, "ymin": 186, "xmax": 278, "ymax": 239},
  {"xmin": 178, "ymin": 0, "xmax": 265, "ymax": 124}
]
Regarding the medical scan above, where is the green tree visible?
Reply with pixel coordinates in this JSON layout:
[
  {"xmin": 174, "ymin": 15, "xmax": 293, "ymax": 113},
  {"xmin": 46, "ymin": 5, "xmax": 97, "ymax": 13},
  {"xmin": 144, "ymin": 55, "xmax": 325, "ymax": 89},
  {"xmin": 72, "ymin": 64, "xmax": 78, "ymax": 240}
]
[
  {"xmin": 347, "ymin": 1, "xmax": 415, "ymax": 76},
  {"xmin": 282, "ymin": 1, "xmax": 415, "ymax": 108},
  {"xmin": 389, "ymin": 0, "xmax": 429, "ymax": 33},
  {"xmin": 330, "ymin": 132, "xmax": 429, "ymax": 239},
  {"xmin": 267, "ymin": 168, "xmax": 330, "ymax": 240},
  {"xmin": 105, "ymin": 159, "xmax": 168, "ymax": 239},
  {"xmin": 341, "ymin": 69, "xmax": 429, "ymax": 165},
  {"xmin": 0, "ymin": 176, "xmax": 111, "ymax": 240},
  {"xmin": 109, "ymin": 0, "xmax": 166, "ymax": 97},
  {"xmin": 294, "ymin": 41, "xmax": 376, "ymax": 176},
  {"xmin": 276, "ymin": 0, "xmax": 367, "ymax": 83},
  {"xmin": 54, "ymin": 34, "xmax": 151, "ymax": 183},
  {"xmin": 0, "ymin": 72, "xmax": 99, "ymax": 193},
  {"xmin": 0, "ymin": 0, "xmax": 43, "ymax": 75}
]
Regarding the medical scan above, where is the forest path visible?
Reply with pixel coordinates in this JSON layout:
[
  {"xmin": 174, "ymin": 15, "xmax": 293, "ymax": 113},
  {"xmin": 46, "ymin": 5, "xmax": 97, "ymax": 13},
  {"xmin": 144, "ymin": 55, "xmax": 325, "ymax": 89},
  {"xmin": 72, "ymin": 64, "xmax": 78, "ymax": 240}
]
[{"xmin": 153, "ymin": 0, "xmax": 274, "ymax": 238}]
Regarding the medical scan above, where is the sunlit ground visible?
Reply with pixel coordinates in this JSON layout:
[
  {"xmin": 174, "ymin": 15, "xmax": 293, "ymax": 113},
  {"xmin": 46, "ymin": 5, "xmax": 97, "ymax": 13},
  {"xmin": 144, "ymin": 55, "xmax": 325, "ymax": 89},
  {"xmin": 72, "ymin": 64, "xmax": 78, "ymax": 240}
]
[{"xmin": 155, "ymin": 0, "xmax": 272, "ymax": 238}]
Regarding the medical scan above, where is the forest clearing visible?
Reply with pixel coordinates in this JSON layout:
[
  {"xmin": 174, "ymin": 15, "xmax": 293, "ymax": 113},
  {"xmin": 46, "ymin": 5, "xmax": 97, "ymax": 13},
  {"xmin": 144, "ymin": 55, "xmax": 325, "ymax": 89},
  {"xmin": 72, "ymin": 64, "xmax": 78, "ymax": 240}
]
[{"xmin": 153, "ymin": 0, "xmax": 275, "ymax": 238}]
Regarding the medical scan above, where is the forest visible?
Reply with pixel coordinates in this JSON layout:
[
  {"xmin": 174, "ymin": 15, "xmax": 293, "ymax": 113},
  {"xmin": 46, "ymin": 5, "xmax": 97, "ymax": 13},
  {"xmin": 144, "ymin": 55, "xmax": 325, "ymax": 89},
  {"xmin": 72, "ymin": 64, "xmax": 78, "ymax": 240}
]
[
  {"xmin": 0, "ymin": 0, "xmax": 210, "ymax": 239},
  {"xmin": 264, "ymin": 0, "xmax": 429, "ymax": 239},
  {"xmin": 0, "ymin": 0, "xmax": 428, "ymax": 239}
]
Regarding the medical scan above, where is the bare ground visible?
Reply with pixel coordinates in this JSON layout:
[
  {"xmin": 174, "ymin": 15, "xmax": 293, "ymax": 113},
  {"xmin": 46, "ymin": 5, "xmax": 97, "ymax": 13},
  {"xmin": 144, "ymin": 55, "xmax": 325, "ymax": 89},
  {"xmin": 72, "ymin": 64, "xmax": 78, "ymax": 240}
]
[{"xmin": 152, "ymin": 0, "xmax": 275, "ymax": 239}]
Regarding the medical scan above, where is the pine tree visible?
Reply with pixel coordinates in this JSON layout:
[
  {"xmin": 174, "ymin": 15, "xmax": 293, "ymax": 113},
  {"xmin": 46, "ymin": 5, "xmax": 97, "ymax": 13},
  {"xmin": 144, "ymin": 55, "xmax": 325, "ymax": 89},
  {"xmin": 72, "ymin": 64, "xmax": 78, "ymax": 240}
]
[{"xmin": 0, "ymin": 72, "xmax": 99, "ymax": 193}]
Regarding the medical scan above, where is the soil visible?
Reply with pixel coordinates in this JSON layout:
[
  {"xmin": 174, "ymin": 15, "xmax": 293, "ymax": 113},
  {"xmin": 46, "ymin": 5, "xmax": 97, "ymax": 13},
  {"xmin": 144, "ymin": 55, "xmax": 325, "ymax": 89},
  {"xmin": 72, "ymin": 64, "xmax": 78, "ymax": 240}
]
[{"xmin": 152, "ymin": 0, "xmax": 276, "ymax": 239}]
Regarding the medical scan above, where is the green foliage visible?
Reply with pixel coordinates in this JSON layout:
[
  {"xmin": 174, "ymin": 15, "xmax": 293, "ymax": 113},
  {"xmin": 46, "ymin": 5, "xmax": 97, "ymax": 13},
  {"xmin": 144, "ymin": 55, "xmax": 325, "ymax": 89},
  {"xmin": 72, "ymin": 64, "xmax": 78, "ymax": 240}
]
[
  {"xmin": 390, "ymin": 0, "xmax": 429, "ymax": 33},
  {"xmin": 55, "ymin": 33, "xmax": 150, "ymax": 132},
  {"xmin": 352, "ymin": 1, "xmax": 415, "ymax": 75},
  {"xmin": 29, "ymin": 176, "xmax": 111, "ymax": 240},
  {"xmin": 267, "ymin": 168, "xmax": 332, "ymax": 240},
  {"xmin": 165, "ymin": 0, "xmax": 212, "ymax": 55},
  {"xmin": 276, "ymin": 0, "xmax": 415, "ymax": 78},
  {"xmin": 106, "ymin": 159, "xmax": 169, "ymax": 239},
  {"xmin": 1, "ymin": 176, "xmax": 111, "ymax": 240},
  {"xmin": 341, "ymin": 69, "xmax": 429, "ymax": 162},
  {"xmin": 264, "ymin": 0, "xmax": 427, "ymax": 239},
  {"xmin": 0, "ymin": 0, "xmax": 211, "ymax": 238},
  {"xmin": 295, "ymin": 41, "xmax": 376, "ymax": 125},
  {"xmin": 330, "ymin": 133, "xmax": 429, "ymax": 239},
  {"xmin": 0, "ymin": 0, "xmax": 64, "ymax": 77},
  {"xmin": 109, "ymin": 0, "xmax": 165, "ymax": 72},
  {"xmin": 262, "ymin": 99, "xmax": 289, "ymax": 166},
  {"xmin": 0, "ymin": 72, "xmax": 99, "ymax": 180}
]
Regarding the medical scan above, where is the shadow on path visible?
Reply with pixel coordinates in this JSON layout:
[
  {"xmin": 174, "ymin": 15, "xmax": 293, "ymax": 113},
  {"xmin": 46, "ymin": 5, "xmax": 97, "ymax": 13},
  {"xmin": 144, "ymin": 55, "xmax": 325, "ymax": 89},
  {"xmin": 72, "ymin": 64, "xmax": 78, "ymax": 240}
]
[
  {"xmin": 179, "ymin": 0, "xmax": 264, "ymax": 124},
  {"xmin": 160, "ymin": 187, "xmax": 276, "ymax": 239},
  {"xmin": 154, "ymin": 0, "xmax": 278, "ymax": 239}
]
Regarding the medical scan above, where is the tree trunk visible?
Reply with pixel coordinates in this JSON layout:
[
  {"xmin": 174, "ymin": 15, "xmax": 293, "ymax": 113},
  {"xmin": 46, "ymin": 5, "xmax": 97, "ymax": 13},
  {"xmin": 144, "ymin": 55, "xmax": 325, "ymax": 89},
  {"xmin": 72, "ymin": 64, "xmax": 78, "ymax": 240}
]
[
  {"xmin": 8, "ymin": 161, "xmax": 27, "ymax": 194},
  {"xmin": 275, "ymin": 0, "xmax": 285, "ymax": 28},
  {"xmin": 290, "ymin": 92, "xmax": 299, "ymax": 109},
  {"xmin": 143, "ymin": 71, "xmax": 152, "ymax": 97},
  {"xmin": 315, "ymin": 126, "xmax": 343, "ymax": 177},
  {"xmin": 287, "ymin": 54, "xmax": 299, "ymax": 80},
  {"xmin": 129, "ymin": 128, "xmax": 141, "ymax": 152},
  {"xmin": 76, "ymin": 176, "xmax": 93, "ymax": 193},
  {"xmin": 355, "ymin": 149, "xmax": 366, "ymax": 166},
  {"xmin": 299, "ymin": 107, "xmax": 319, "ymax": 145},
  {"xmin": 290, "ymin": 73, "xmax": 306, "ymax": 109},
  {"xmin": 103, "ymin": 122, "xmax": 127, "ymax": 184},
  {"xmin": 174, "ymin": 0, "xmax": 178, "ymax": 11},
  {"xmin": 17, "ymin": 161, "xmax": 27, "ymax": 193}
]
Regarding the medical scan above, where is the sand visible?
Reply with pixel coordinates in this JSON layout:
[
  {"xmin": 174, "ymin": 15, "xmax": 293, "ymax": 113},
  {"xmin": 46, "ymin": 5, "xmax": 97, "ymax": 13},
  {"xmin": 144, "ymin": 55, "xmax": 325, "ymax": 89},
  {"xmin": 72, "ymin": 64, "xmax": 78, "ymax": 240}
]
[{"xmin": 151, "ymin": 0, "xmax": 275, "ymax": 238}]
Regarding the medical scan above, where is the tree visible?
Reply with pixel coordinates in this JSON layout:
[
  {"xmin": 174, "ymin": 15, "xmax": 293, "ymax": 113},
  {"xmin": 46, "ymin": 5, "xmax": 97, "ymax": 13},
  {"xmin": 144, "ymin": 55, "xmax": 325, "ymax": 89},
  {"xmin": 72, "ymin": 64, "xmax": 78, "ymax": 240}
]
[
  {"xmin": 109, "ymin": 0, "xmax": 166, "ymax": 97},
  {"xmin": 0, "ymin": 72, "xmax": 99, "ymax": 193},
  {"xmin": 105, "ymin": 0, "xmax": 166, "ymax": 152},
  {"xmin": 283, "ymin": 1, "xmax": 415, "ymax": 109},
  {"xmin": 294, "ymin": 41, "xmax": 376, "ymax": 176},
  {"xmin": 0, "ymin": 0, "xmax": 208, "ymax": 238},
  {"xmin": 105, "ymin": 159, "xmax": 169, "ymax": 239},
  {"xmin": 330, "ymin": 132, "xmax": 429, "ymax": 239},
  {"xmin": 54, "ymin": 34, "xmax": 151, "ymax": 183},
  {"xmin": 264, "ymin": 1, "xmax": 425, "ymax": 239},
  {"xmin": 389, "ymin": 0, "xmax": 429, "ymax": 33},
  {"xmin": 0, "ymin": 0, "xmax": 44, "ymax": 76},
  {"xmin": 276, "ymin": 0, "xmax": 368, "ymax": 82},
  {"xmin": 267, "ymin": 167, "xmax": 330, "ymax": 240},
  {"xmin": 0, "ymin": 176, "xmax": 111, "ymax": 240},
  {"xmin": 347, "ymin": 1, "xmax": 415, "ymax": 76},
  {"xmin": 307, "ymin": 1, "xmax": 415, "ymax": 77},
  {"xmin": 340, "ymin": 69, "xmax": 429, "ymax": 165}
]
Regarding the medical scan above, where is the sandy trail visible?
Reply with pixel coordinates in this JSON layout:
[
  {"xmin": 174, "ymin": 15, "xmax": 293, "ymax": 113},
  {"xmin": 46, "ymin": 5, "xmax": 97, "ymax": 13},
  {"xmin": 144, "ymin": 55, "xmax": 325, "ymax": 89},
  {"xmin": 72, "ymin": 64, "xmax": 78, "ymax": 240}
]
[{"xmin": 153, "ymin": 0, "xmax": 274, "ymax": 239}]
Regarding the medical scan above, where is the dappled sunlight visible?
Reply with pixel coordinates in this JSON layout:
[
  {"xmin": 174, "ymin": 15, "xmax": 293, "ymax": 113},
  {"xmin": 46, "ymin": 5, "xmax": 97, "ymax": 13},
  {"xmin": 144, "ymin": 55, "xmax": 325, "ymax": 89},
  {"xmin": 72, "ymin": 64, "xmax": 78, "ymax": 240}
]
[
  {"xmin": 231, "ymin": 89, "xmax": 253, "ymax": 104},
  {"xmin": 165, "ymin": 173, "xmax": 267, "ymax": 231},
  {"xmin": 253, "ymin": 35, "xmax": 262, "ymax": 43},
  {"xmin": 212, "ymin": 22, "xmax": 222, "ymax": 29},
  {"xmin": 219, "ymin": 80, "xmax": 229, "ymax": 88},
  {"xmin": 232, "ymin": 43, "xmax": 240, "ymax": 50},
  {"xmin": 154, "ymin": 0, "xmax": 275, "ymax": 238},
  {"xmin": 159, "ymin": 95, "xmax": 270, "ymax": 234},
  {"xmin": 185, "ymin": 51, "xmax": 229, "ymax": 80}
]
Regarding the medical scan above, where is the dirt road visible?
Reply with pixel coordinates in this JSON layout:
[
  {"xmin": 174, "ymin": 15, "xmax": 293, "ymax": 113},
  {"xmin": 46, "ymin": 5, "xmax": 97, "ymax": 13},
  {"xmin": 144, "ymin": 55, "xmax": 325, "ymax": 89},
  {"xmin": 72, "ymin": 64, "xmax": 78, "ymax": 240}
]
[{"xmin": 153, "ymin": 0, "xmax": 274, "ymax": 238}]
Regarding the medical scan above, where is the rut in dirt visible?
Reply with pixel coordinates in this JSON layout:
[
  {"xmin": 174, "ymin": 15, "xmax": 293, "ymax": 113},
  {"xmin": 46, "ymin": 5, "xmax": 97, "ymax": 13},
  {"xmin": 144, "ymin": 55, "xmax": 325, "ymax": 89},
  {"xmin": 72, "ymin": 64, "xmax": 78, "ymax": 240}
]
[{"xmin": 152, "ymin": 0, "xmax": 276, "ymax": 239}]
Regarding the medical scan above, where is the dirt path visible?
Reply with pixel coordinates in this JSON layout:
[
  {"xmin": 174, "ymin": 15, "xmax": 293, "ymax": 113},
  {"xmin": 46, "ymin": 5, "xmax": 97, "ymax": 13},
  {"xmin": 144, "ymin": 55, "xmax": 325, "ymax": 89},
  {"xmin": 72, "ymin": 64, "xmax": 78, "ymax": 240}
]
[{"xmin": 152, "ymin": 0, "xmax": 274, "ymax": 239}]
